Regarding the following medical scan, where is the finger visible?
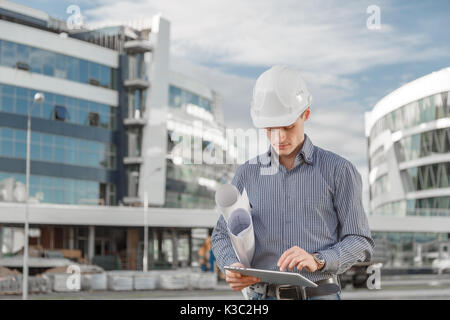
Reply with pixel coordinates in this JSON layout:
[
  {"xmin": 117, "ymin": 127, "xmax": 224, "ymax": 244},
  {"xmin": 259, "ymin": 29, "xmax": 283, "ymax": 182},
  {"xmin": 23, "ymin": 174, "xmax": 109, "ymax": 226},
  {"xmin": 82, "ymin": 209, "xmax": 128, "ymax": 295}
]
[
  {"xmin": 280, "ymin": 252, "xmax": 302, "ymax": 271},
  {"xmin": 277, "ymin": 247, "xmax": 297, "ymax": 267},
  {"xmin": 296, "ymin": 261, "xmax": 308, "ymax": 271},
  {"xmin": 226, "ymin": 271, "xmax": 242, "ymax": 278},
  {"xmin": 229, "ymin": 281, "xmax": 257, "ymax": 291},
  {"xmin": 231, "ymin": 285, "xmax": 248, "ymax": 291},
  {"xmin": 229, "ymin": 278, "xmax": 260, "ymax": 291},
  {"xmin": 288, "ymin": 256, "xmax": 306, "ymax": 271},
  {"xmin": 227, "ymin": 276, "xmax": 259, "ymax": 284}
]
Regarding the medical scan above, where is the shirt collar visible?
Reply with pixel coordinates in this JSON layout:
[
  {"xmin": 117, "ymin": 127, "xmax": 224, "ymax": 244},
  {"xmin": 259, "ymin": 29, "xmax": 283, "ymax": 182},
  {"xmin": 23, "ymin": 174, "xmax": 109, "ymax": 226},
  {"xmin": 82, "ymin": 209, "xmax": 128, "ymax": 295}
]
[{"xmin": 261, "ymin": 133, "xmax": 315, "ymax": 167}]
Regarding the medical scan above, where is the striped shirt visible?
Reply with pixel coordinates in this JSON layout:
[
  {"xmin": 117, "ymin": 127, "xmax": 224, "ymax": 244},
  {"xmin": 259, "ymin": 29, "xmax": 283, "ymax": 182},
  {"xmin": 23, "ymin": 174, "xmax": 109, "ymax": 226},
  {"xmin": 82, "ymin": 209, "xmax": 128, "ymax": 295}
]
[{"xmin": 211, "ymin": 133, "xmax": 375, "ymax": 283}]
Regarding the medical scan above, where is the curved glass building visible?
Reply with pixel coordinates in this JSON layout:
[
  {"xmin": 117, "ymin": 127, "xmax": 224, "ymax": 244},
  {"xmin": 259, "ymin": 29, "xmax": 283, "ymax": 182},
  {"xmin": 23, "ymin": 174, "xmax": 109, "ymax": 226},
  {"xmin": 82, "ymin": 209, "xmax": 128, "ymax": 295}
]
[{"xmin": 365, "ymin": 68, "xmax": 450, "ymax": 218}]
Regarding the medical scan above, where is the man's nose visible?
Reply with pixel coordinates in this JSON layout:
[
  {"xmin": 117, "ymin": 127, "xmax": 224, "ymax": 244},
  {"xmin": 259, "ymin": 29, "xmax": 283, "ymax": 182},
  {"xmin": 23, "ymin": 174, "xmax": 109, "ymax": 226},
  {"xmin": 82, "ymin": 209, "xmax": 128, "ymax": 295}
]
[
  {"xmin": 270, "ymin": 128, "xmax": 287, "ymax": 142},
  {"xmin": 278, "ymin": 129, "xmax": 287, "ymax": 141}
]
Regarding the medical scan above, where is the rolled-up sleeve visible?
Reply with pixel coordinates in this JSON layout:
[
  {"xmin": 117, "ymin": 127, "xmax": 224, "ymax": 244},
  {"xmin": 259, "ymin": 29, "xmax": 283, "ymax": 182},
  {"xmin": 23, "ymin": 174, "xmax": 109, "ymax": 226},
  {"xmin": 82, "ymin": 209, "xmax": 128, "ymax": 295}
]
[
  {"xmin": 211, "ymin": 164, "xmax": 245, "ymax": 272},
  {"xmin": 318, "ymin": 160, "xmax": 375, "ymax": 274}
]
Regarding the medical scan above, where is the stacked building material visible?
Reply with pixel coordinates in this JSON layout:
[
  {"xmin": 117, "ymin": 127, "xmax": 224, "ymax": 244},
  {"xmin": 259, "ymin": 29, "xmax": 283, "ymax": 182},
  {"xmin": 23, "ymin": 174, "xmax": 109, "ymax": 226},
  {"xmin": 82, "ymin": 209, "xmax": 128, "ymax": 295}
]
[
  {"xmin": 107, "ymin": 271, "xmax": 134, "ymax": 291},
  {"xmin": 159, "ymin": 270, "xmax": 190, "ymax": 290},
  {"xmin": 133, "ymin": 271, "xmax": 159, "ymax": 290}
]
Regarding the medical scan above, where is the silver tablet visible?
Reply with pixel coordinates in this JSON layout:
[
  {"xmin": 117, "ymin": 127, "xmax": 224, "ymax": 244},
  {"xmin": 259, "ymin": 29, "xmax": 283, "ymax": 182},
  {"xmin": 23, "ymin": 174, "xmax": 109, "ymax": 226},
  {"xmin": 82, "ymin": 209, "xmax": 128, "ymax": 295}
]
[{"xmin": 224, "ymin": 266, "xmax": 318, "ymax": 288}]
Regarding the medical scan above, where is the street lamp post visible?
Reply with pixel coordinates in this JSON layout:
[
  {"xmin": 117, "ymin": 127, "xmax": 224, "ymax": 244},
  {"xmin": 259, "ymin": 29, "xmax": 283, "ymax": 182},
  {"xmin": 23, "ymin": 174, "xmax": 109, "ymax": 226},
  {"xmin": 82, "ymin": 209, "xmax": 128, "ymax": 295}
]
[
  {"xmin": 23, "ymin": 92, "xmax": 44, "ymax": 300},
  {"xmin": 141, "ymin": 167, "xmax": 161, "ymax": 272},
  {"xmin": 143, "ymin": 192, "xmax": 148, "ymax": 272}
]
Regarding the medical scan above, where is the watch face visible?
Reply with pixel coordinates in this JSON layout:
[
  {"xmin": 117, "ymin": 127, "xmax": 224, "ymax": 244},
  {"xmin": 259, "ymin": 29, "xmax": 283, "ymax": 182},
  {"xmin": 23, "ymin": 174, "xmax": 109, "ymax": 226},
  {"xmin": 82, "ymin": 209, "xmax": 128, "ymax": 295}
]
[{"xmin": 314, "ymin": 253, "xmax": 325, "ymax": 263}]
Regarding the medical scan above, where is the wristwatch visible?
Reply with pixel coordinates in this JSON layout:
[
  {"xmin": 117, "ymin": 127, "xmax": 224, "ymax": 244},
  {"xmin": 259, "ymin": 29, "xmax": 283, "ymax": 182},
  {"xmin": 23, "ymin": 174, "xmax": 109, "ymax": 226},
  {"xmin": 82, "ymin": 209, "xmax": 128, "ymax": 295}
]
[{"xmin": 312, "ymin": 252, "xmax": 325, "ymax": 270}]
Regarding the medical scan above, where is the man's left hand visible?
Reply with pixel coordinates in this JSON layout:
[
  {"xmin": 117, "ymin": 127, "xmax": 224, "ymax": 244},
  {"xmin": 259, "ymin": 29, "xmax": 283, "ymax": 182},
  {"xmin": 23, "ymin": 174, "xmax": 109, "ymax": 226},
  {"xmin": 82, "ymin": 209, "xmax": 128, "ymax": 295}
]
[{"xmin": 277, "ymin": 246, "xmax": 319, "ymax": 272}]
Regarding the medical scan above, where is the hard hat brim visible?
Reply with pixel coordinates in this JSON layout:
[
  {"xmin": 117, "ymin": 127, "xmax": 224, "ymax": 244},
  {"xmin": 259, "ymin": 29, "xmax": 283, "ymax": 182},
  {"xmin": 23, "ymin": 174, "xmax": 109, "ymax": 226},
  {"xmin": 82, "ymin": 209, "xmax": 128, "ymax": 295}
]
[{"xmin": 251, "ymin": 105, "xmax": 309, "ymax": 128}]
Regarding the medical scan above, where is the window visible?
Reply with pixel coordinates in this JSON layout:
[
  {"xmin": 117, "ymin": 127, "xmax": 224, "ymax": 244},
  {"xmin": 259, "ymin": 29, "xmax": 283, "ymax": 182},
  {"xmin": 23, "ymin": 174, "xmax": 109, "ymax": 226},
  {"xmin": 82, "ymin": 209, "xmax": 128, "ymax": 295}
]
[
  {"xmin": 0, "ymin": 84, "xmax": 115, "ymax": 129},
  {"xmin": 42, "ymin": 51, "xmax": 55, "ymax": 76},
  {"xmin": 100, "ymin": 65, "xmax": 110, "ymax": 88},
  {"xmin": 29, "ymin": 48, "xmax": 42, "ymax": 73},
  {"xmin": 89, "ymin": 62, "xmax": 99, "ymax": 83},
  {"xmin": 169, "ymin": 86, "xmax": 182, "ymax": 108},
  {"xmin": 80, "ymin": 60, "xmax": 88, "ymax": 83},
  {"xmin": 1, "ymin": 96, "xmax": 13, "ymax": 113},
  {"xmin": 54, "ymin": 54, "xmax": 67, "ymax": 79},
  {"xmin": 1, "ymin": 41, "xmax": 15, "ymax": 67},
  {"xmin": 15, "ymin": 61, "xmax": 30, "ymax": 71},
  {"xmin": 0, "ymin": 41, "xmax": 116, "ymax": 88},
  {"xmin": 54, "ymin": 105, "xmax": 68, "ymax": 121},
  {"xmin": 88, "ymin": 112, "xmax": 99, "ymax": 127}
]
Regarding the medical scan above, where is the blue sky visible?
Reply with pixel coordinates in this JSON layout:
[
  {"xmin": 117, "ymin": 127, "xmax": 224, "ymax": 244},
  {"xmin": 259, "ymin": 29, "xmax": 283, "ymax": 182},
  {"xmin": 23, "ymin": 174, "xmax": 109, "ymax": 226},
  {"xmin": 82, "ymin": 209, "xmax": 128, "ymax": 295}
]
[{"xmin": 12, "ymin": 0, "xmax": 450, "ymax": 207}]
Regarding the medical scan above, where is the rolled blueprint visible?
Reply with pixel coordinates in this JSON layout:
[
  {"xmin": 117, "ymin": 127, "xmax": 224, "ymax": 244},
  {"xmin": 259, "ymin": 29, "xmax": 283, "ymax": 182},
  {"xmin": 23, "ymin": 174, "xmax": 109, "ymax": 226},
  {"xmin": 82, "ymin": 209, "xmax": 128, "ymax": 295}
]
[
  {"xmin": 215, "ymin": 184, "xmax": 255, "ymax": 268},
  {"xmin": 227, "ymin": 208, "xmax": 254, "ymax": 268}
]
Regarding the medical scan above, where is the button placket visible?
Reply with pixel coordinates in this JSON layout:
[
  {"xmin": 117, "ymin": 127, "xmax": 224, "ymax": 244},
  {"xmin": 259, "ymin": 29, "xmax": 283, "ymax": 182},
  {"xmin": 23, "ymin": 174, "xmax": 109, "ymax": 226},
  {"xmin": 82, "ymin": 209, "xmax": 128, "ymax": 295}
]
[
  {"xmin": 285, "ymin": 171, "xmax": 292, "ymax": 224},
  {"xmin": 281, "ymin": 170, "xmax": 288, "ymax": 250}
]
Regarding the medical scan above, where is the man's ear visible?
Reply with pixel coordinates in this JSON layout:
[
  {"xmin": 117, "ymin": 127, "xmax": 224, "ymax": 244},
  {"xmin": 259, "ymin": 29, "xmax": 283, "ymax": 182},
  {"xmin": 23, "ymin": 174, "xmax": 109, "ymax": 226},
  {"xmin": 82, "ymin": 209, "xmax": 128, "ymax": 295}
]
[{"xmin": 302, "ymin": 107, "xmax": 311, "ymax": 121}]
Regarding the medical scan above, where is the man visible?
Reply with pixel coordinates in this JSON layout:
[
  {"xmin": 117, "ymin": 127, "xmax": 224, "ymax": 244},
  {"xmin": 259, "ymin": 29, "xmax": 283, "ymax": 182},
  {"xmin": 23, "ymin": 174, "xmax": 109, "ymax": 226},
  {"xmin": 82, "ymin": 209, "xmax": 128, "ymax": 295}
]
[{"xmin": 211, "ymin": 65, "xmax": 374, "ymax": 300}]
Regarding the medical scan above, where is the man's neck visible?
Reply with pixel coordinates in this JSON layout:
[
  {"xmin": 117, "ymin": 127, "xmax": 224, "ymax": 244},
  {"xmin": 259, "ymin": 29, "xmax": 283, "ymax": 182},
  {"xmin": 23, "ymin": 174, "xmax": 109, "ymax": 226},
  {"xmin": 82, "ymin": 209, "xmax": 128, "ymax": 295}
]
[{"xmin": 279, "ymin": 135, "xmax": 305, "ymax": 170}]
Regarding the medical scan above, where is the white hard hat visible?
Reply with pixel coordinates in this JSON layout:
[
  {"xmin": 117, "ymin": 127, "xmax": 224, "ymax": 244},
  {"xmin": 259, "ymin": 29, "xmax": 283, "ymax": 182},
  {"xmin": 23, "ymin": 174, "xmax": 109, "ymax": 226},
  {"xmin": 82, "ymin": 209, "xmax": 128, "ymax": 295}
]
[{"xmin": 250, "ymin": 65, "xmax": 312, "ymax": 128}]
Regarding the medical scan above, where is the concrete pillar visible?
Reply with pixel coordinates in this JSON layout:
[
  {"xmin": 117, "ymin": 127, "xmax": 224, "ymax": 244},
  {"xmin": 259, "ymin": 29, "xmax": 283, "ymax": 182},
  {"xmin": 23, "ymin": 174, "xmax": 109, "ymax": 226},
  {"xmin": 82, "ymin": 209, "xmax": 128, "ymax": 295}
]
[
  {"xmin": 157, "ymin": 229, "xmax": 163, "ymax": 261},
  {"xmin": 68, "ymin": 228, "xmax": 75, "ymax": 250},
  {"xmin": 127, "ymin": 228, "xmax": 139, "ymax": 270},
  {"xmin": 49, "ymin": 227, "xmax": 55, "ymax": 250},
  {"xmin": 149, "ymin": 228, "xmax": 154, "ymax": 266},
  {"xmin": 188, "ymin": 229, "xmax": 192, "ymax": 267},
  {"xmin": 0, "ymin": 224, "xmax": 3, "ymax": 258},
  {"xmin": 171, "ymin": 228, "xmax": 178, "ymax": 269},
  {"xmin": 88, "ymin": 226, "xmax": 95, "ymax": 262}
]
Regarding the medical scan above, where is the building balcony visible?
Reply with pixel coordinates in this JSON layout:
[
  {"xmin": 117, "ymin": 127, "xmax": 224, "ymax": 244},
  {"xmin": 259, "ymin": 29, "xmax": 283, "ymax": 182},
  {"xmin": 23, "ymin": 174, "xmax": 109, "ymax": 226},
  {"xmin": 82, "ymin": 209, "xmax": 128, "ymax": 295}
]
[
  {"xmin": 124, "ymin": 157, "xmax": 143, "ymax": 165},
  {"xmin": 123, "ymin": 78, "xmax": 150, "ymax": 90},
  {"xmin": 122, "ymin": 196, "xmax": 142, "ymax": 205},
  {"xmin": 124, "ymin": 40, "xmax": 153, "ymax": 54},
  {"xmin": 124, "ymin": 117, "xmax": 146, "ymax": 126}
]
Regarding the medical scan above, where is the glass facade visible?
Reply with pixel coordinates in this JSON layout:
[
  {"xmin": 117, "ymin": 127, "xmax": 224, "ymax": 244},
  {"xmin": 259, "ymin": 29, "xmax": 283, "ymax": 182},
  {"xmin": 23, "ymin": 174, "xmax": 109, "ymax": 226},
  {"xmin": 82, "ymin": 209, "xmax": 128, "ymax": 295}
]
[
  {"xmin": 0, "ymin": 40, "xmax": 117, "ymax": 89},
  {"xmin": 370, "ymin": 145, "xmax": 385, "ymax": 169},
  {"xmin": 0, "ymin": 127, "xmax": 116, "ymax": 169},
  {"xmin": 369, "ymin": 90, "xmax": 449, "ymax": 218},
  {"xmin": 164, "ymin": 127, "xmax": 231, "ymax": 209},
  {"xmin": 165, "ymin": 161, "xmax": 217, "ymax": 209},
  {"xmin": 396, "ymin": 128, "xmax": 450, "ymax": 162},
  {"xmin": 0, "ymin": 172, "xmax": 114, "ymax": 205},
  {"xmin": 401, "ymin": 162, "xmax": 449, "ymax": 192},
  {"xmin": 373, "ymin": 198, "xmax": 449, "ymax": 217},
  {"xmin": 369, "ymin": 91, "xmax": 449, "ymax": 143},
  {"xmin": 371, "ymin": 174, "xmax": 389, "ymax": 198},
  {"xmin": 0, "ymin": 83, "xmax": 116, "ymax": 130},
  {"xmin": 372, "ymin": 231, "xmax": 448, "ymax": 267},
  {"xmin": 126, "ymin": 90, "xmax": 145, "ymax": 119},
  {"xmin": 126, "ymin": 53, "xmax": 145, "ymax": 80},
  {"xmin": 169, "ymin": 85, "xmax": 212, "ymax": 112}
]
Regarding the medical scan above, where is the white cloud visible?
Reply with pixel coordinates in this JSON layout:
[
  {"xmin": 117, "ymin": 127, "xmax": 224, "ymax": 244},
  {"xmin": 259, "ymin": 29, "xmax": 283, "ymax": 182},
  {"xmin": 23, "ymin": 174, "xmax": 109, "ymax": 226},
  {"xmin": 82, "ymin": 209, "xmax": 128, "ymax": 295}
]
[
  {"xmin": 82, "ymin": 0, "xmax": 447, "ymax": 213},
  {"xmin": 85, "ymin": 0, "xmax": 444, "ymax": 75}
]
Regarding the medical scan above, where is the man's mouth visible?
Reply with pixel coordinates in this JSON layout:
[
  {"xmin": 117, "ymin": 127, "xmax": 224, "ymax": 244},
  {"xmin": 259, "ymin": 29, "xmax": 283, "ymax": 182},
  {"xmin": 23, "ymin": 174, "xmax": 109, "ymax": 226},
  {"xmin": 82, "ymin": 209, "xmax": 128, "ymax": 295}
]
[{"xmin": 277, "ymin": 144, "xmax": 290, "ymax": 149}]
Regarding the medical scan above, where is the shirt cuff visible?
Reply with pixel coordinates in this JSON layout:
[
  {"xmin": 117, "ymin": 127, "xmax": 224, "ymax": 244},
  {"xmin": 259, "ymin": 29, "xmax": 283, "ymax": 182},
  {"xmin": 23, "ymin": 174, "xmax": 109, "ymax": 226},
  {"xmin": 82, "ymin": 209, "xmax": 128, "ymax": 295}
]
[{"xmin": 317, "ymin": 249, "xmax": 339, "ymax": 273}]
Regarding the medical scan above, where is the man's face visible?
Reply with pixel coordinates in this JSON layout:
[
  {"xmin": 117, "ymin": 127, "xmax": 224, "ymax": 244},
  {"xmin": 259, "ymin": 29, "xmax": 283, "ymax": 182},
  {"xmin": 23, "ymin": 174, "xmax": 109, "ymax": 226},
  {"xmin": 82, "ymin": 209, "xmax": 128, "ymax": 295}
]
[{"xmin": 265, "ymin": 108, "xmax": 310, "ymax": 156}]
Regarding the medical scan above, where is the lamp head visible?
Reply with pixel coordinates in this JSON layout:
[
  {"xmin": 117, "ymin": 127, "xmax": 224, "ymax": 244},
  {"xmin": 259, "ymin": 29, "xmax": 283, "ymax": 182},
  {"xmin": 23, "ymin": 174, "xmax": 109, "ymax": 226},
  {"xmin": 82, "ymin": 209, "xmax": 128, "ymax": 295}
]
[{"xmin": 33, "ymin": 92, "xmax": 45, "ymax": 103}]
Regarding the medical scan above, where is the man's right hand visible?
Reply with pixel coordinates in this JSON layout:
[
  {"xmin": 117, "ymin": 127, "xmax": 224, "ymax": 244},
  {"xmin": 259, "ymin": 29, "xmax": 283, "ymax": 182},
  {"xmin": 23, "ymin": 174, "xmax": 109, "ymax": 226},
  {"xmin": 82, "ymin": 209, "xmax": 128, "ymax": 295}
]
[{"xmin": 225, "ymin": 262, "xmax": 260, "ymax": 291}]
